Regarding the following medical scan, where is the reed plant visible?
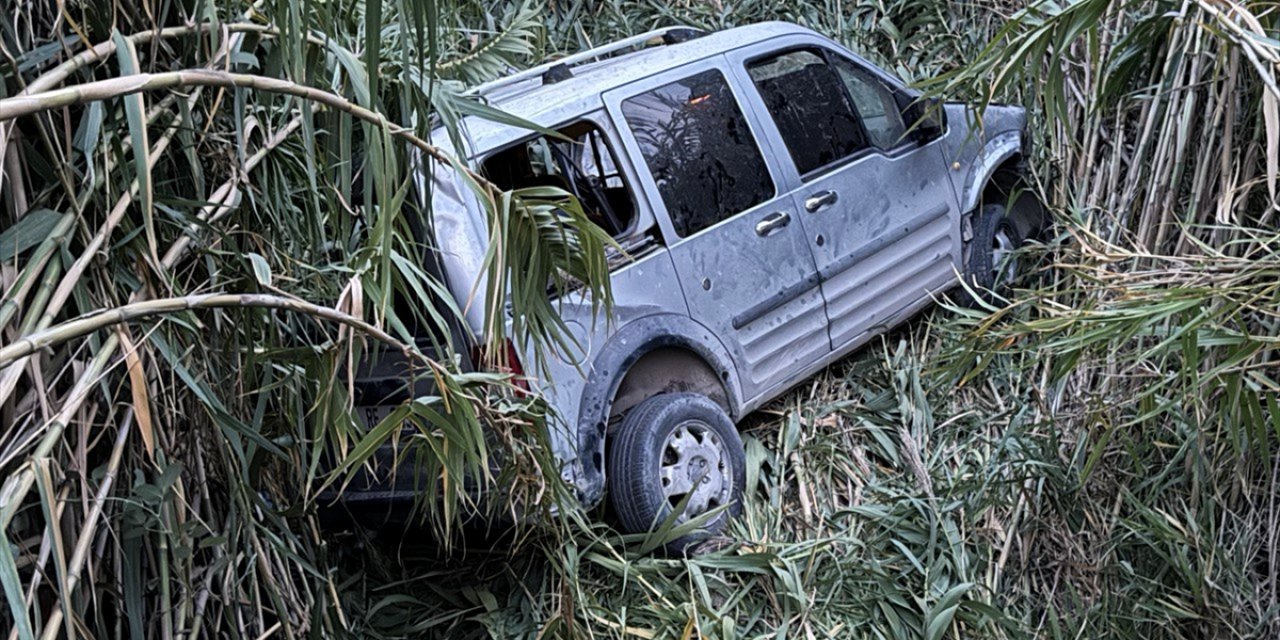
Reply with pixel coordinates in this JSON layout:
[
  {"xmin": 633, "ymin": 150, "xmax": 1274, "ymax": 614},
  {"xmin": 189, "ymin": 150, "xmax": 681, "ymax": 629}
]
[{"xmin": 2, "ymin": 0, "xmax": 1278, "ymax": 638}]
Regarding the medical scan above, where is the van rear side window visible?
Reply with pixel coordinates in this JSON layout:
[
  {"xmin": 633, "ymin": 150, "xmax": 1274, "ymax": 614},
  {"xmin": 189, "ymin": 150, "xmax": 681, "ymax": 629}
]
[
  {"xmin": 482, "ymin": 122, "xmax": 636, "ymax": 237},
  {"xmin": 621, "ymin": 69, "xmax": 775, "ymax": 238}
]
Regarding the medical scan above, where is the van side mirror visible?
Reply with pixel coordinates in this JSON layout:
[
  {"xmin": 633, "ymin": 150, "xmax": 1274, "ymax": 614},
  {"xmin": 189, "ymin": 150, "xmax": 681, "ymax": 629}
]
[{"xmin": 902, "ymin": 96, "xmax": 947, "ymax": 143}]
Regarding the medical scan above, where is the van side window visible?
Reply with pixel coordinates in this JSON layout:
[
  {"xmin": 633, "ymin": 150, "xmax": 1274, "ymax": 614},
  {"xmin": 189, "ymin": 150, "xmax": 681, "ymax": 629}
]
[
  {"xmin": 831, "ymin": 57, "xmax": 908, "ymax": 150},
  {"xmin": 747, "ymin": 49, "xmax": 868, "ymax": 177},
  {"xmin": 621, "ymin": 70, "xmax": 775, "ymax": 238},
  {"xmin": 482, "ymin": 121, "xmax": 636, "ymax": 237}
]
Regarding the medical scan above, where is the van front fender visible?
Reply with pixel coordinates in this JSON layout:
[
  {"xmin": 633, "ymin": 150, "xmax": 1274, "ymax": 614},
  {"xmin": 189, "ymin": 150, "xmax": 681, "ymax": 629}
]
[{"xmin": 959, "ymin": 130, "xmax": 1022, "ymax": 215}]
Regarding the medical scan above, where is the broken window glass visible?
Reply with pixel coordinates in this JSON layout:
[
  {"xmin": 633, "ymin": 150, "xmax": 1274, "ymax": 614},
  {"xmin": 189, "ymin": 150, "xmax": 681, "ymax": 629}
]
[{"xmin": 482, "ymin": 121, "xmax": 636, "ymax": 237}]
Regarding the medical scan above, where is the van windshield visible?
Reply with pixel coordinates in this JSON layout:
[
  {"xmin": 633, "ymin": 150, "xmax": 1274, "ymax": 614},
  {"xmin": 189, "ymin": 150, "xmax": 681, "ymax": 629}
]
[{"xmin": 482, "ymin": 121, "xmax": 637, "ymax": 237}]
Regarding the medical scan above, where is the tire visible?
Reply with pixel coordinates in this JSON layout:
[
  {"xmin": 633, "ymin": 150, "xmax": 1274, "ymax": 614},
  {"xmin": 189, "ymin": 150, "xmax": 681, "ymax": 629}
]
[
  {"xmin": 960, "ymin": 203, "xmax": 1024, "ymax": 306},
  {"xmin": 607, "ymin": 393, "xmax": 746, "ymax": 553}
]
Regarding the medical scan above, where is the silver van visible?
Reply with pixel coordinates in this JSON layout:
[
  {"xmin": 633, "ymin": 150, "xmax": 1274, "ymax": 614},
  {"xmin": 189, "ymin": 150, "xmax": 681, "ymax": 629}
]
[{"xmin": 346, "ymin": 22, "xmax": 1044, "ymax": 550}]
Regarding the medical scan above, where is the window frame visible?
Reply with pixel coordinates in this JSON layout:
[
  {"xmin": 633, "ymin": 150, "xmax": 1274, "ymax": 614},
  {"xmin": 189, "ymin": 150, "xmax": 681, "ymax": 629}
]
[
  {"xmin": 613, "ymin": 65, "xmax": 783, "ymax": 242},
  {"xmin": 742, "ymin": 44, "xmax": 924, "ymax": 184}
]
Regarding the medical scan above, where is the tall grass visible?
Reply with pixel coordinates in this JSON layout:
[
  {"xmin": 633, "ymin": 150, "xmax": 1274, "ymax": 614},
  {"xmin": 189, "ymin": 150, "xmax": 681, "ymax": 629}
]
[
  {"xmin": 0, "ymin": 0, "xmax": 607, "ymax": 637},
  {"xmin": 927, "ymin": 1, "xmax": 1280, "ymax": 634},
  {"xmin": 2, "ymin": 0, "xmax": 1279, "ymax": 638}
]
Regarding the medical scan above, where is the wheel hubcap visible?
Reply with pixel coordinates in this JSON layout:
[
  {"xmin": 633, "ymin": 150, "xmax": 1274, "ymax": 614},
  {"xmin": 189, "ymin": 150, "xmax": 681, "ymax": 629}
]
[
  {"xmin": 659, "ymin": 420, "xmax": 730, "ymax": 522},
  {"xmin": 991, "ymin": 228, "xmax": 1019, "ymax": 285}
]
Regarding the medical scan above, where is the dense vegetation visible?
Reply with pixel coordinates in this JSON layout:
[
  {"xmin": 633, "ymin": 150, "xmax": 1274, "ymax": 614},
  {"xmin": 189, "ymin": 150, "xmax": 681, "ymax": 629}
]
[{"xmin": 1, "ymin": 0, "xmax": 1278, "ymax": 638}]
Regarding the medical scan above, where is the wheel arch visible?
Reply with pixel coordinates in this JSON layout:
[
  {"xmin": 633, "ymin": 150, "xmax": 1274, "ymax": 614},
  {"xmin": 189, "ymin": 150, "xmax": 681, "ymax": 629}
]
[
  {"xmin": 573, "ymin": 313, "xmax": 743, "ymax": 508},
  {"xmin": 960, "ymin": 131, "xmax": 1021, "ymax": 214},
  {"xmin": 608, "ymin": 347, "xmax": 731, "ymax": 419},
  {"xmin": 963, "ymin": 136, "xmax": 1047, "ymax": 242}
]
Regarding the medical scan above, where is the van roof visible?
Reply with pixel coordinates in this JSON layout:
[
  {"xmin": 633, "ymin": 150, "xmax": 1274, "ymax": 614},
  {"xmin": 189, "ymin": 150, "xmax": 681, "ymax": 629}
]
[{"xmin": 458, "ymin": 21, "xmax": 821, "ymax": 155}]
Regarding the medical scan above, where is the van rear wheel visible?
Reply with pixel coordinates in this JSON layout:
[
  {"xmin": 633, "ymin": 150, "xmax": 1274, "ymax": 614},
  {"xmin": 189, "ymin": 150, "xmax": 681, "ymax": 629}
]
[{"xmin": 607, "ymin": 393, "xmax": 745, "ymax": 553}]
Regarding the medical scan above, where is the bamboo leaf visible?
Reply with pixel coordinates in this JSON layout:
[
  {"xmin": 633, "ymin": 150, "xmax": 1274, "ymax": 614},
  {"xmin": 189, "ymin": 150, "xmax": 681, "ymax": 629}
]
[
  {"xmin": 0, "ymin": 530, "xmax": 34, "ymax": 640},
  {"xmin": 248, "ymin": 252, "xmax": 272, "ymax": 287},
  {"xmin": 118, "ymin": 327, "xmax": 155, "ymax": 460},
  {"xmin": 111, "ymin": 29, "xmax": 158, "ymax": 267},
  {"xmin": 0, "ymin": 209, "xmax": 65, "ymax": 260},
  {"xmin": 34, "ymin": 459, "xmax": 75, "ymax": 640},
  {"xmin": 925, "ymin": 583, "xmax": 973, "ymax": 640},
  {"xmin": 1264, "ymin": 90, "xmax": 1277, "ymax": 209}
]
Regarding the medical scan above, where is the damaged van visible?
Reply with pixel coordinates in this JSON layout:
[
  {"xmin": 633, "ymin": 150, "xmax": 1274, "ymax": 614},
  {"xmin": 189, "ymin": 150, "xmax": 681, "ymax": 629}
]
[{"xmin": 341, "ymin": 22, "xmax": 1045, "ymax": 550}]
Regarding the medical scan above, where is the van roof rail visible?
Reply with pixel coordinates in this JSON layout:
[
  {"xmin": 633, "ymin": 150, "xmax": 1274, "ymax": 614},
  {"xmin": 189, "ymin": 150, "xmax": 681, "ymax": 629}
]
[{"xmin": 467, "ymin": 26, "xmax": 706, "ymax": 97}]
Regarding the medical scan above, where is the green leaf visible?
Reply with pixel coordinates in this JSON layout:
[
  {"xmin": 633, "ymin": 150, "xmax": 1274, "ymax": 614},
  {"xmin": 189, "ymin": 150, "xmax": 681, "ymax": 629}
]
[
  {"xmin": 925, "ymin": 583, "xmax": 973, "ymax": 640},
  {"xmin": 248, "ymin": 253, "xmax": 272, "ymax": 287},
  {"xmin": 0, "ymin": 530, "xmax": 34, "ymax": 640},
  {"xmin": 111, "ymin": 29, "xmax": 157, "ymax": 266},
  {"xmin": 0, "ymin": 209, "xmax": 65, "ymax": 261}
]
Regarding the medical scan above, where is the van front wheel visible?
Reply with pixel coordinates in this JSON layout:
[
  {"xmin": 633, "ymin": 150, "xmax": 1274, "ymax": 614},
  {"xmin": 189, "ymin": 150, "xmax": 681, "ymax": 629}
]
[{"xmin": 961, "ymin": 203, "xmax": 1024, "ymax": 305}]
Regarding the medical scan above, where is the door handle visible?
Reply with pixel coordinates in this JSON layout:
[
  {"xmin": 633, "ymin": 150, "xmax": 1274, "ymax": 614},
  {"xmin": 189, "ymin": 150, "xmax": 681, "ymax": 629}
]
[
  {"xmin": 804, "ymin": 190, "xmax": 839, "ymax": 213},
  {"xmin": 755, "ymin": 211, "xmax": 791, "ymax": 237}
]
